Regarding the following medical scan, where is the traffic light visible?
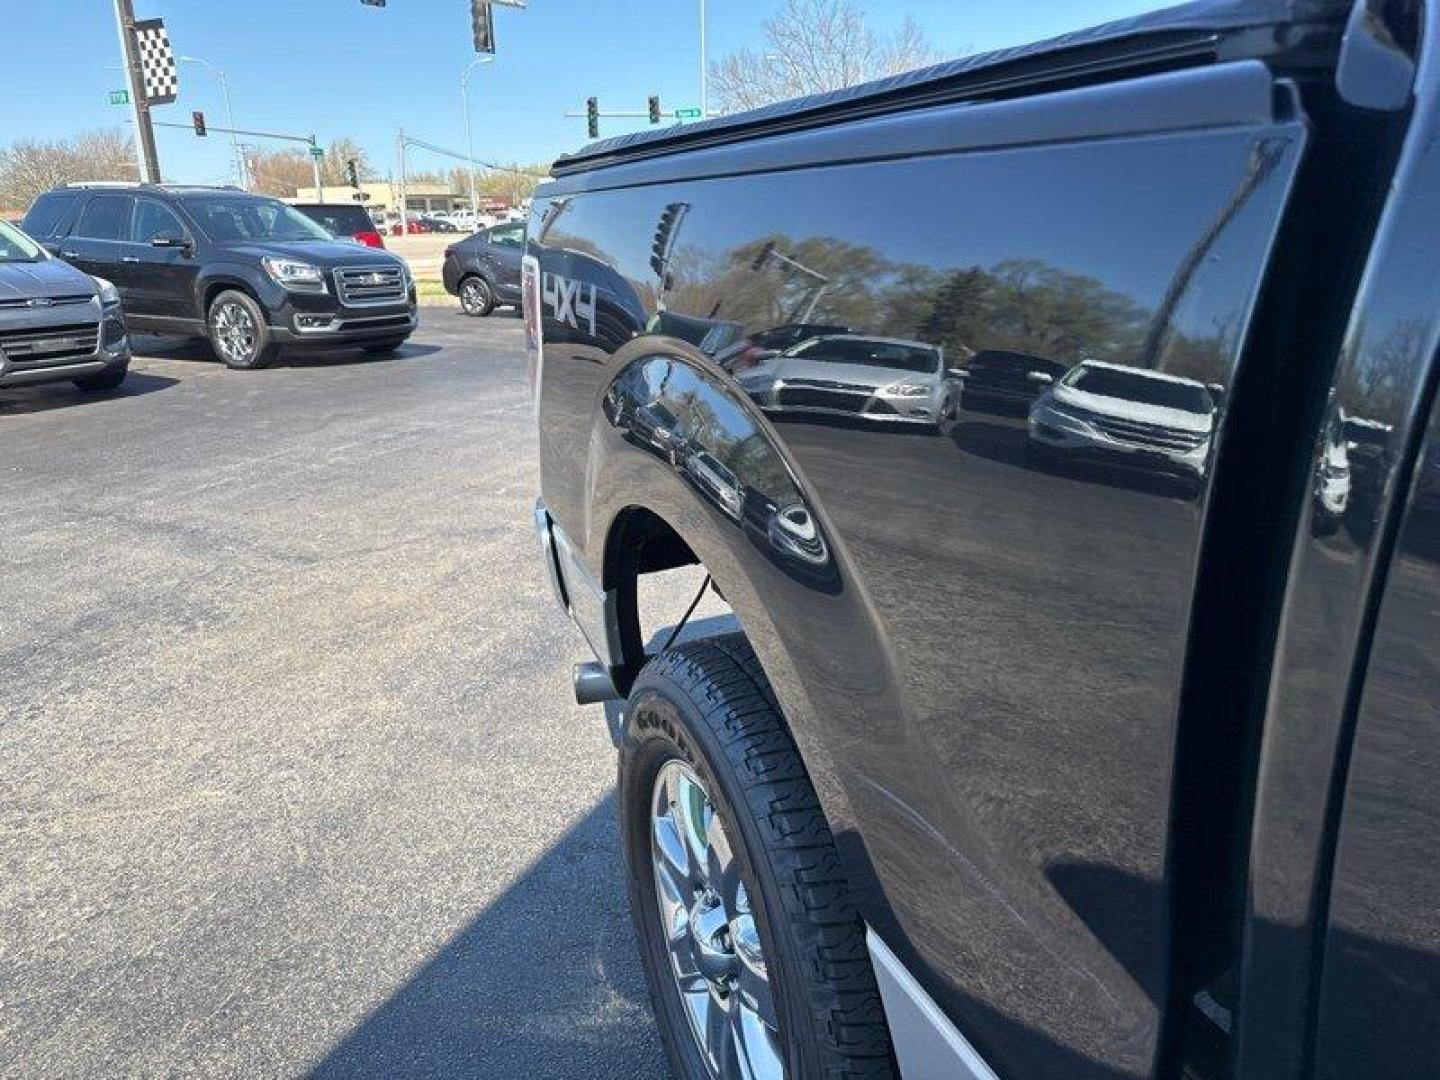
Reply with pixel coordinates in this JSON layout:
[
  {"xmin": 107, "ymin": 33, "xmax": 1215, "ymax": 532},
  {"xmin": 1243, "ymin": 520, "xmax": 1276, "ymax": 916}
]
[
  {"xmin": 192, "ymin": 111, "xmax": 207, "ymax": 137},
  {"xmin": 648, "ymin": 95, "xmax": 661, "ymax": 125},
  {"xmin": 346, "ymin": 159, "xmax": 360, "ymax": 188},
  {"xmin": 586, "ymin": 96, "xmax": 599, "ymax": 139},
  {"xmin": 471, "ymin": 0, "xmax": 495, "ymax": 53}
]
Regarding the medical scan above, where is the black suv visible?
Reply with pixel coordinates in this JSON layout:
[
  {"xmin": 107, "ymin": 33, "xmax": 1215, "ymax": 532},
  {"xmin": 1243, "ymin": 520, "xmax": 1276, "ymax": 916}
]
[{"xmin": 22, "ymin": 184, "xmax": 416, "ymax": 369}]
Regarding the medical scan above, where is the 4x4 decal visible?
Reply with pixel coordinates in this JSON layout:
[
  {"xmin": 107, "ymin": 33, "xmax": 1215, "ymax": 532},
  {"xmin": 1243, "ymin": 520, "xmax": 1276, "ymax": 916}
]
[{"xmin": 540, "ymin": 270, "xmax": 596, "ymax": 337}]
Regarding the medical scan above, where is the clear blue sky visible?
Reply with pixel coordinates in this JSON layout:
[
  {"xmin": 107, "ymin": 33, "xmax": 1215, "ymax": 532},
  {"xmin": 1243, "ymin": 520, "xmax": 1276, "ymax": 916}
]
[{"xmin": 8, "ymin": 0, "xmax": 1162, "ymax": 183}]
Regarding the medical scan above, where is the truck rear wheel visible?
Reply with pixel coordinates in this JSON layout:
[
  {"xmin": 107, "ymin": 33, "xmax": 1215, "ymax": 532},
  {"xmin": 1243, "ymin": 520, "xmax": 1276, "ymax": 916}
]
[{"xmin": 620, "ymin": 634, "xmax": 896, "ymax": 1079}]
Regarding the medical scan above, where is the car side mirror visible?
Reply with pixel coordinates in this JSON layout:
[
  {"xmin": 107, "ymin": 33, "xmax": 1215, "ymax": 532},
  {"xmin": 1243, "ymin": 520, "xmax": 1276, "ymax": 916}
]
[
  {"xmin": 1027, "ymin": 371, "xmax": 1054, "ymax": 385},
  {"xmin": 151, "ymin": 234, "xmax": 192, "ymax": 252}
]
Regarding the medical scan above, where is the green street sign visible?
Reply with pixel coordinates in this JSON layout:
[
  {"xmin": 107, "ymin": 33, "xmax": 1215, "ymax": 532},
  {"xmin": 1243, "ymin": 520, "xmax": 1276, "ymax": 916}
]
[
  {"xmin": 309, "ymin": 145, "xmax": 325, "ymax": 158},
  {"xmin": 674, "ymin": 107, "xmax": 702, "ymax": 119},
  {"xmin": 108, "ymin": 89, "xmax": 130, "ymax": 106}
]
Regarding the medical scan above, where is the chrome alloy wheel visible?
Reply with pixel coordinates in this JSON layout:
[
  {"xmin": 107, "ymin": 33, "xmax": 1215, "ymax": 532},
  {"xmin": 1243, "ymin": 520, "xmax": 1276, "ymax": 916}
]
[
  {"xmin": 212, "ymin": 300, "xmax": 257, "ymax": 365},
  {"xmin": 460, "ymin": 277, "xmax": 490, "ymax": 315},
  {"xmin": 651, "ymin": 759, "xmax": 783, "ymax": 1080}
]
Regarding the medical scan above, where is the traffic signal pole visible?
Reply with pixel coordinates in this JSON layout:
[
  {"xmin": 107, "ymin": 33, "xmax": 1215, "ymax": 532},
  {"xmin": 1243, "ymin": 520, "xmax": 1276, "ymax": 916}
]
[
  {"xmin": 309, "ymin": 136, "xmax": 325, "ymax": 202},
  {"xmin": 153, "ymin": 120, "xmax": 326, "ymax": 196},
  {"xmin": 112, "ymin": 0, "xmax": 161, "ymax": 182}
]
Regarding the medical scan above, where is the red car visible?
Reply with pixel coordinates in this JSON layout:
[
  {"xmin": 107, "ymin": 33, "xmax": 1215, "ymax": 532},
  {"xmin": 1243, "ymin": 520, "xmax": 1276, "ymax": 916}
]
[{"xmin": 290, "ymin": 203, "xmax": 387, "ymax": 249}]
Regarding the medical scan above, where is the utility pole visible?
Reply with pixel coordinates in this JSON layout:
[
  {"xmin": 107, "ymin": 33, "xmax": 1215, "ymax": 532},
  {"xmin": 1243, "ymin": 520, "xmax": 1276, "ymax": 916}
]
[
  {"xmin": 699, "ymin": 0, "xmax": 708, "ymax": 119},
  {"xmin": 112, "ymin": 0, "xmax": 160, "ymax": 182},
  {"xmin": 396, "ymin": 128, "xmax": 409, "ymax": 233}
]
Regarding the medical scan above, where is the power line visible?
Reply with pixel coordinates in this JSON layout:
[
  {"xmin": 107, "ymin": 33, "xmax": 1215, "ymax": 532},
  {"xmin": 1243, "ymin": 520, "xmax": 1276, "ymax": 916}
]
[{"xmin": 400, "ymin": 133, "xmax": 546, "ymax": 178}]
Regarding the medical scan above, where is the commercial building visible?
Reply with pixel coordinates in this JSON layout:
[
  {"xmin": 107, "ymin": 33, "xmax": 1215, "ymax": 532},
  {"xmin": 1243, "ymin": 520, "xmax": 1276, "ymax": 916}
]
[{"xmin": 292, "ymin": 181, "xmax": 461, "ymax": 214}]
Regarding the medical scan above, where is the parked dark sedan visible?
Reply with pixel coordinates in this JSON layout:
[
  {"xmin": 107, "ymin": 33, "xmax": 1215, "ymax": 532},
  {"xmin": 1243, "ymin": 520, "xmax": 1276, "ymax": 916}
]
[
  {"xmin": 441, "ymin": 220, "xmax": 524, "ymax": 316},
  {"xmin": 956, "ymin": 348, "xmax": 1071, "ymax": 414}
]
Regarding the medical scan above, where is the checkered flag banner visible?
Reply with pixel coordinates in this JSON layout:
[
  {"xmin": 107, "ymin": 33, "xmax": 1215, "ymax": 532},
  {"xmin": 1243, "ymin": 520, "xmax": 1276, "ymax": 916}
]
[{"xmin": 132, "ymin": 18, "xmax": 178, "ymax": 105}]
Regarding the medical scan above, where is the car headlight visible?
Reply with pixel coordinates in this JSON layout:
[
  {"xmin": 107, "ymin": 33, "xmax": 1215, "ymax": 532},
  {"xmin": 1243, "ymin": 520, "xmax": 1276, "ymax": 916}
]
[
  {"xmin": 261, "ymin": 256, "xmax": 326, "ymax": 292},
  {"xmin": 92, "ymin": 276, "xmax": 121, "ymax": 307},
  {"xmin": 884, "ymin": 382, "xmax": 931, "ymax": 398},
  {"xmin": 1032, "ymin": 401, "xmax": 1096, "ymax": 433}
]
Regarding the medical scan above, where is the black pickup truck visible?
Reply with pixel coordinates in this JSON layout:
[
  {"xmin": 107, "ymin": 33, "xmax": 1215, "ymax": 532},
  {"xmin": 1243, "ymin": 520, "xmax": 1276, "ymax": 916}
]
[{"xmin": 527, "ymin": 2, "xmax": 1440, "ymax": 1078}]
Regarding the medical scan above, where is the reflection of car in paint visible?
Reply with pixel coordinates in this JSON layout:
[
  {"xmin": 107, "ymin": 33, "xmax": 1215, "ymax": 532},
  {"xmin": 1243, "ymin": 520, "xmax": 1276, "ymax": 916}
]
[
  {"xmin": 954, "ymin": 349, "xmax": 1070, "ymax": 414},
  {"xmin": 719, "ymin": 322, "xmax": 855, "ymax": 373},
  {"xmin": 1312, "ymin": 403, "xmax": 1353, "ymax": 534},
  {"xmin": 632, "ymin": 400, "xmax": 685, "ymax": 465},
  {"xmin": 766, "ymin": 502, "xmax": 828, "ymax": 564},
  {"xmin": 1027, "ymin": 360, "xmax": 1215, "ymax": 485},
  {"xmin": 683, "ymin": 450, "xmax": 744, "ymax": 520},
  {"xmin": 737, "ymin": 335, "xmax": 955, "ymax": 425},
  {"xmin": 648, "ymin": 309, "xmax": 746, "ymax": 355}
]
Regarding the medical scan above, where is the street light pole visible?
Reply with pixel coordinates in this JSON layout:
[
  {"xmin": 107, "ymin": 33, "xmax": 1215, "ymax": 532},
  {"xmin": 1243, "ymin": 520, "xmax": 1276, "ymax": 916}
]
[
  {"xmin": 461, "ymin": 56, "xmax": 493, "ymax": 216},
  {"xmin": 179, "ymin": 56, "xmax": 244, "ymax": 189},
  {"xmin": 699, "ymin": 0, "xmax": 708, "ymax": 118}
]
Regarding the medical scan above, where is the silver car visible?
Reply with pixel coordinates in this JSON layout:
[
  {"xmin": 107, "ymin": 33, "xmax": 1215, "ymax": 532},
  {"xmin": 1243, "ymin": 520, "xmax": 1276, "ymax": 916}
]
[
  {"xmin": 737, "ymin": 334, "xmax": 957, "ymax": 425},
  {"xmin": 0, "ymin": 220, "xmax": 129, "ymax": 392}
]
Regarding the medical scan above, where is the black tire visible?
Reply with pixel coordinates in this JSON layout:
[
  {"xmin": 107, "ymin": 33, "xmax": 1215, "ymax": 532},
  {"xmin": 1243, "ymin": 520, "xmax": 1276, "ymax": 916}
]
[
  {"xmin": 458, "ymin": 274, "xmax": 494, "ymax": 317},
  {"xmin": 207, "ymin": 289, "xmax": 276, "ymax": 370},
  {"xmin": 620, "ymin": 634, "xmax": 896, "ymax": 1079},
  {"xmin": 72, "ymin": 364, "xmax": 128, "ymax": 392},
  {"xmin": 361, "ymin": 338, "xmax": 407, "ymax": 356}
]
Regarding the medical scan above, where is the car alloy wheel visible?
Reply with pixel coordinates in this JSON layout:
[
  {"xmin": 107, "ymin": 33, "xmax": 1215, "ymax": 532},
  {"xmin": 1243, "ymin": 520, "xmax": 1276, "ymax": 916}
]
[
  {"xmin": 650, "ymin": 758, "xmax": 783, "ymax": 1080},
  {"xmin": 460, "ymin": 277, "xmax": 491, "ymax": 316},
  {"xmin": 212, "ymin": 300, "xmax": 257, "ymax": 365}
]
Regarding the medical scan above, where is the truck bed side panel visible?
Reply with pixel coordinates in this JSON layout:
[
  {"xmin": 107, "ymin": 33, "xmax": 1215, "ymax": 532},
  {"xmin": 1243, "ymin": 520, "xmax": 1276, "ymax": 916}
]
[{"xmin": 531, "ymin": 62, "xmax": 1306, "ymax": 1077}]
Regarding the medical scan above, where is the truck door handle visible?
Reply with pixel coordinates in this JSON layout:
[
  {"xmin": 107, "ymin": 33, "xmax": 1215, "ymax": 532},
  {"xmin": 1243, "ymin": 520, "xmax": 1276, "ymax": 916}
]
[
  {"xmin": 121, "ymin": 256, "xmax": 140, "ymax": 264},
  {"xmin": 59, "ymin": 250, "xmax": 79, "ymax": 259}
]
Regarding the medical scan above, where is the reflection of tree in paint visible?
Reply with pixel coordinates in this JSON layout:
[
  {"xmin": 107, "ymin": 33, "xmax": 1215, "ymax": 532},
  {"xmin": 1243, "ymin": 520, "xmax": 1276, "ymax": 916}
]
[
  {"xmin": 662, "ymin": 230, "xmax": 1242, "ymax": 387},
  {"xmin": 1348, "ymin": 317, "xmax": 1428, "ymax": 421}
]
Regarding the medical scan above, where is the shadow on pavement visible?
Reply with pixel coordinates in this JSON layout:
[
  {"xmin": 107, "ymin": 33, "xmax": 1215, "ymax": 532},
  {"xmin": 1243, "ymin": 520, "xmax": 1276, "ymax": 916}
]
[
  {"xmin": 0, "ymin": 371, "xmax": 179, "ymax": 415},
  {"xmin": 132, "ymin": 336, "xmax": 444, "ymax": 367},
  {"xmin": 307, "ymin": 793, "xmax": 669, "ymax": 1080},
  {"xmin": 274, "ymin": 343, "xmax": 445, "ymax": 366}
]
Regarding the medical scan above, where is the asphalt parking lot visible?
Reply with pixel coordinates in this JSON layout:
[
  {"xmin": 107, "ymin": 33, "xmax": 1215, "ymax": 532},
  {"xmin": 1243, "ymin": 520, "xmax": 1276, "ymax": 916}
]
[{"xmin": 0, "ymin": 312, "xmax": 679, "ymax": 1078}]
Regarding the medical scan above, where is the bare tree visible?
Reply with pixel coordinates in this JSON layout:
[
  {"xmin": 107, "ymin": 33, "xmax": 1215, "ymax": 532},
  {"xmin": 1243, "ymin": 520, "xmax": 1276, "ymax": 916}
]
[
  {"xmin": 244, "ymin": 148, "xmax": 314, "ymax": 198},
  {"xmin": 322, "ymin": 137, "xmax": 376, "ymax": 187},
  {"xmin": 477, "ymin": 163, "xmax": 548, "ymax": 204},
  {"xmin": 709, "ymin": 0, "xmax": 945, "ymax": 114},
  {"xmin": 0, "ymin": 129, "xmax": 136, "ymax": 210},
  {"xmin": 420, "ymin": 163, "xmax": 546, "ymax": 206}
]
